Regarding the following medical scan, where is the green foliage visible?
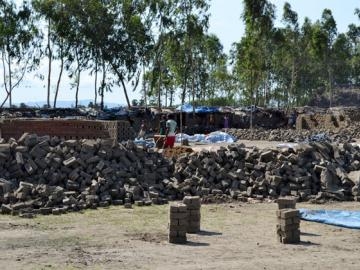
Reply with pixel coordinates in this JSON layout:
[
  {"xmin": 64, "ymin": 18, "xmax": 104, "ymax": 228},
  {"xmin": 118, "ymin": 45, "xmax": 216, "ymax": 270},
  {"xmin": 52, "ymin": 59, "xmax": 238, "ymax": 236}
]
[
  {"xmin": 201, "ymin": 96, "xmax": 237, "ymax": 106},
  {"xmin": 1, "ymin": 1, "xmax": 360, "ymax": 108}
]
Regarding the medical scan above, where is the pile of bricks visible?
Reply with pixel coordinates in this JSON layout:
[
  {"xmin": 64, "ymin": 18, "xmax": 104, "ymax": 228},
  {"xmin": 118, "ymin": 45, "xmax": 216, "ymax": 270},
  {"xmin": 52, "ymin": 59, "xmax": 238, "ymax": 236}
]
[
  {"xmin": 168, "ymin": 203, "xmax": 188, "ymax": 244},
  {"xmin": 183, "ymin": 196, "xmax": 201, "ymax": 233},
  {"xmin": 276, "ymin": 197, "xmax": 300, "ymax": 244}
]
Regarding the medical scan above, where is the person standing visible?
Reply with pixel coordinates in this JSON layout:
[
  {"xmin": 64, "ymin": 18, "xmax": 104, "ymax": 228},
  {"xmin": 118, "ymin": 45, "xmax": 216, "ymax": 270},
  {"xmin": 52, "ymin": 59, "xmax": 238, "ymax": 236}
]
[
  {"xmin": 137, "ymin": 119, "xmax": 146, "ymax": 139},
  {"xmin": 223, "ymin": 115, "xmax": 229, "ymax": 130},
  {"xmin": 159, "ymin": 115, "xmax": 167, "ymax": 135},
  {"xmin": 165, "ymin": 114, "xmax": 177, "ymax": 148}
]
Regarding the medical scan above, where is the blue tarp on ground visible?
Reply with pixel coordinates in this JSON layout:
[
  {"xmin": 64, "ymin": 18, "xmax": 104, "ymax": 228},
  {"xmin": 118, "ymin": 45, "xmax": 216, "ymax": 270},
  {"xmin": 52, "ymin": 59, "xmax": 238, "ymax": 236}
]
[
  {"xmin": 176, "ymin": 104, "xmax": 219, "ymax": 113},
  {"xmin": 176, "ymin": 131, "xmax": 236, "ymax": 144},
  {"xmin": 299, "ymin": 209, "xmax": 360, "ymax": 229}
]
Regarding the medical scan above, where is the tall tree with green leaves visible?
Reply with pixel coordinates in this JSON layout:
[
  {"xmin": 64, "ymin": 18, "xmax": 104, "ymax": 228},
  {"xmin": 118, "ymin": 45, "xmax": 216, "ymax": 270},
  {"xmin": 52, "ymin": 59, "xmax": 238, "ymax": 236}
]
[
  {"xmin": 0, "ymin": 0, "xmax": 40, "ymax": 107},
  {"xmin": 232, "ymin": 0, "xmax": 275, "ymax": 106},
  {"xmin": 310, "ymin": 9, "xmax": 337, "ymax": 107}
]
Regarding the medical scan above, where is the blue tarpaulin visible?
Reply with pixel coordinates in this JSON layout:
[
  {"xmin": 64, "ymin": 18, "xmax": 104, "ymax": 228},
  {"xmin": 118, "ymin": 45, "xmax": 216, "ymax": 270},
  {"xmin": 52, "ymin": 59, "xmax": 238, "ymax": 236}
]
[
  {"xmin": 176, "ymin": 131, "xmax": 236, "ymax": 144},
  {"xmin": 176, "ymin": 104, "xmax": 219, "ymax": 113},
  {"xmin": 299, "ymin": 209, "xmax": 360, "ymax": 229}
]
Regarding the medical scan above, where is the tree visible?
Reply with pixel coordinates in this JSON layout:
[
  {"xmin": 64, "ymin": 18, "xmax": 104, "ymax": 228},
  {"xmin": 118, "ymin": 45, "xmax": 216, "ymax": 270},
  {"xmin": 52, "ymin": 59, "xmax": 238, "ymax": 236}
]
[
  {"xmin": 310, "ymin": 9, "xmax": 337, "ymax": 107},
  {"xmin": 0, "ymin": 0, "xmax": 40, "ymax": 107},
  {"xmin": 232, "ymin": 0, "xmax": 275, "ymax": 106}
]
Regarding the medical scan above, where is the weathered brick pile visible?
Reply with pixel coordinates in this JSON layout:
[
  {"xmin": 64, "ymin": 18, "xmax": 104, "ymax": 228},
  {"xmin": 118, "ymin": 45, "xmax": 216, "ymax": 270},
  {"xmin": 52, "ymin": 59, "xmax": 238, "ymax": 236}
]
[
  {"xmin": 174, "ymin": 142, "xmax": 360, "ymax": 202},
  {"xmin": 0, "ymin": 133, "xmax": 173, "ymax": 217},
  {"xmin": 2, "ymin": 132, "xmax": 360, "ymax": 217},
  {"xmin": 226, "ymin": 128, "xmax": 355, "ymax": 143},
  {"xmin": 168, "ymin": 203, "xmax": 188, "ymax": 244},
  {"xmin": 183, "ymin": 196, "xmax": 201, "ymax": 233}
]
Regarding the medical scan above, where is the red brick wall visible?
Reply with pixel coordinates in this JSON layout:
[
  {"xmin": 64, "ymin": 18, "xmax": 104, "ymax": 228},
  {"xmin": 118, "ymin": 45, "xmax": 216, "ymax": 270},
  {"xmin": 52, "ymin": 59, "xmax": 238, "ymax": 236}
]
[{"xmin": 0, "ymin": 119, "xmax": 119, "ymax": 140}]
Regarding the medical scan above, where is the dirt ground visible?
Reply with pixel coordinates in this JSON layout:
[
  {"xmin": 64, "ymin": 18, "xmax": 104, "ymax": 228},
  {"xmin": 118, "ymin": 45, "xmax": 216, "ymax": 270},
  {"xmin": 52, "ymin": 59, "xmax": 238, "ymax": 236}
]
[{"xmin": 0, "ymin": 201, "xmax": 360, "ymax": 270}]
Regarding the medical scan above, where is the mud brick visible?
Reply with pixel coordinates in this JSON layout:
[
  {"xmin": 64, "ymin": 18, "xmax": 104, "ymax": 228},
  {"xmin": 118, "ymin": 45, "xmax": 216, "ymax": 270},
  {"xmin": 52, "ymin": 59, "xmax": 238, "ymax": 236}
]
[
  {"xmin": 52, "ymin": 208, "xmax": 62, "ymax": 215},
  {"xmin": 1, "ymin": 204, "xmax": 12, "ymax": 214},
  {"xmin": 170, "ymin": 212, "xmax": 188, "ymax": 219},
  {"xmin": 124, "ymin": 198, "xmax": 131, "ymax": 204},
  {"xmin": 151, "ymin": 198, "xmax": 159, "ymax": 205},
  {"xmin": 68, "ymin": 170, "xmax": 80, "ymax": 181},
  {"xmin": 279, "ymin": 223, "xmax": 299, "ymax": 232},
  {"xmin": 169, "ymin": 219, "xmax": 188, "ymax": 226},
  {"xmin": 19, "ymin": 213, "xmax": 35, "ymax": 219},
  {"xmin": 187, "ymin": 227, "xmax": 200, "ymax": 234},
  {"xmin": 168, "ymin": 235, "xmax": 187, "ymax": 244},
  {"xmin": 124, "ymin": 203, "xmax": 132, "ymax": 209},
  {"xmin": 277, "ymin": 216, "xmax": 300, "ymax": 226},
  {"xmin": 169, "ymin": 224, "xmax": 188, "ymax": 231},
  {"xmin": 278, "ymin": 209, "xmax": 299, "ymax": 219},
  {"xmin": 144, "ymin": 200, "xmax": 152, "ymax": 206},
  {"xmin": 189, "ymin": 215, "xmax": 201, "ymax": 222},
  {"xmin": 40, "ymin": 207, "xmax": 53, "ymax": 215},
  {"xmin": 169, "ymin": 230, "xmax": 187, "ymax": 237},
  {"xmin": 63, "ymin": 157, "xmax": 77, "ymax": 167},
  {"xmin": 99, "ymin": 201, "xmax": 109, "ymax": 207},
  {"xmin": 186, "ymin": 202, "xmax": 201, "ymax": 210},
  {"xmin": 30, "ymin": 145, "xmax": 47, "ymax": 158},
  {"xmin": 0, "ymin": 179, "xmax": 11, "ymax": 194},
  {"xmin": 96, "ymin": 161, "xmax": 105, "ymax": 171},
  {"xmin": 277, "ymin": 197, "xmax": 296, "ymax": 209},
  {"xmin": 112, "ymin": 200, "xmax": 124, "ymax": 205},
  {"xmin": 24, "ymin": 160, "xmax": 38, "ymax": 175},
  {"xmin": 12, "ymin": 202, "xmax": 27, "ymax": 210},
  {"xmin": 189, "ymin": 209, "xmax": 201, "ymax": 216},
  {"xmin": 189, "ymin": 220, "xmax": 201, "ymax": 227},
  {"xmin": 15, "ymin": 152, "xmax": 24, "ymax": 165},
  {"xmin": 35, "ymin": 158, "xmax": 47, "ymax": 169},
  {"xmin": 291, "ymin": 229, "xmax": 301, "ymax": 239},
  {"xmin": 135, "ymin": 200, "xmax": 144, "ymax": 206},
  {"xmin": 87, "ymin": 156, "xmax": 101, "ymax": 164},
  {"xmin": 102, "ymin": 167, "xmax": 113, "ymax": 175},
  {"xmin": 170, "ymin": 203, "xmax": 187, "ymax": 213},
  {"xmin": 183, "ymin": 196, "xmax": 200, "ymax": 204},
  {"xmin": 291, "ymin": 217, "xmax": 300, "ymax": 224}
]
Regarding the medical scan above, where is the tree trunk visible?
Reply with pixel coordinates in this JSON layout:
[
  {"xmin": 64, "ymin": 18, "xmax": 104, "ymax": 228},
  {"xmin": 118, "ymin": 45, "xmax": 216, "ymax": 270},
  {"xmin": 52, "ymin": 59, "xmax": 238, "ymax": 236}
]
[
  {"xmin": 47, "ymin": 18, "xmax": 52, "ymax": 108},
  {"xmin": 142, "ymin": 64, "xmax": 147, "ymax": 108},
  {"xmin": 7, "ymin": 50, "xmax": 12, "ymax": 107},
  {"xmin": 120, "ymin": 77, "xmax": 131, "ymax": 108},
  {"xmin": 328, "ymin": 65, "xmax": 333, "ymax": 108},
  {"xmin": 94, "ymin": 58, "xmax": 98, "ymax": 106},
  {"xmin": 110, "ymin": 62, "xmax": 131, "ymax": 108},
  {"xmin": 100, "ymin": 60, "xmax": 105, "ymax": 110},
  {"xmin": 75, "ymin": 48, "xmax": 81, "ymax": 108},
  {"xmin": 54, "ymin": 52, "xmax": 64, "ymax": 108},
  {"xmin": 157, "ymin": 61, "xmax": 162, "ymax": 108},
  {"xmin": 1, "ymin": 52, "xmax": 10, "ymax": 108}
]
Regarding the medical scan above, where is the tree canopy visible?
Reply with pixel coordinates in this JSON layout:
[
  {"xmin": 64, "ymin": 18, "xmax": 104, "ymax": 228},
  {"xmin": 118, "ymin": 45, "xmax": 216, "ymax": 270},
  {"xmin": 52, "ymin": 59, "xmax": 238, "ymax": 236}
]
[{"xmin": 0, "ymin": 0, "xmax": 360, "ymax": 108}]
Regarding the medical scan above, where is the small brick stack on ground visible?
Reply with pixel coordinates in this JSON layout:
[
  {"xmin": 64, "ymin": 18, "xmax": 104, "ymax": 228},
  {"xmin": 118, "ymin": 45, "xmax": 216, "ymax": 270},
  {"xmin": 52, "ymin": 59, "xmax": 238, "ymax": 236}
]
[
  {"xmin": 277, "ymin": 197, "xmax": 296, "ymax": 209},
  {"xmin": 168, "ymin": 203, "xmax": 188, "ymax": 244},
  {"xmin": 276, "ymin": 197, "xmax": 300, "ymax": 244},
  {"xmin": 183, "ymin": 196, "xmax": 201, "ymax": 233}
]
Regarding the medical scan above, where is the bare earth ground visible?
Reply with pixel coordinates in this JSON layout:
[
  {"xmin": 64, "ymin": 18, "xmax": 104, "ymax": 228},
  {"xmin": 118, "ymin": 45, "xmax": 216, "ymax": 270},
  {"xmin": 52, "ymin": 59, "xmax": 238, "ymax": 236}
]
[{"xmin": 0, "ymin": 201, "xmax": 360, "ymax": 270}]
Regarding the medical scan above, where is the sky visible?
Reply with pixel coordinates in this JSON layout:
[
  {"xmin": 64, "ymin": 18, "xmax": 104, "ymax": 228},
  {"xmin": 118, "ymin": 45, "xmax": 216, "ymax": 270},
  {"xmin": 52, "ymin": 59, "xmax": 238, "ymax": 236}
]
[{"xmin": 2, "ymin": 0, "xmax": 360, "ymax": 107}]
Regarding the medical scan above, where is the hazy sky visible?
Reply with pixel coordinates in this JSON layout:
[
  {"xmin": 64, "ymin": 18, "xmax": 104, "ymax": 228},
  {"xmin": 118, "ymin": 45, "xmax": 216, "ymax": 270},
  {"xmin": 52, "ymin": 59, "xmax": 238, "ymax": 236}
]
[{"xmin": 2, "ymin": 0, "xmax": 360, "ymax": 106}]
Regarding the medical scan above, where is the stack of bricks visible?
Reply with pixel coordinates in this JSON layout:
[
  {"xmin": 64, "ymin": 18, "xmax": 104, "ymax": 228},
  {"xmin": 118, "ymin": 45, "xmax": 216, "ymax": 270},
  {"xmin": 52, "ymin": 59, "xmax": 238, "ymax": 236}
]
[
  {"xmin": 168, "ymin": 203, "xmax": 188, "ymax": 244},
  {"xmin": 276, "ymin": 197, "xmax": 300, "ymax": 244},
  {"xmin": 277, "ymin": 197, "xmax": 296, "ymax": 209},
  {"xmin": 183, "ymin": 196, "xmax": 201, "ymax": 233}
]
